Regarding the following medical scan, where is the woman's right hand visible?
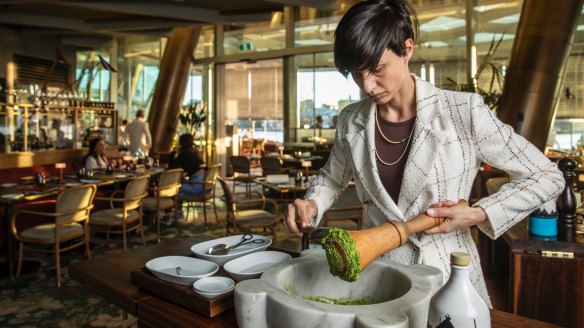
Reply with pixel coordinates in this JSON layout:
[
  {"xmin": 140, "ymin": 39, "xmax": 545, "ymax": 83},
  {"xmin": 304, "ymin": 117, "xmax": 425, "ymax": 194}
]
[{"xmin": 285, "ymin": 199, "xmax": 318, "ymax": 237}]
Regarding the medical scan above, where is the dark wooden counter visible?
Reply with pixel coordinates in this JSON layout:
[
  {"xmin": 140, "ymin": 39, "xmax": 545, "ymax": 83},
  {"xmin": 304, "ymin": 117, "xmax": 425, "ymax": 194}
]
[
  {"xmin": 480, "ymin": 219, "xmax": 583, "ymax": 327},
  {"xmin": 70, "ymin": 234, "xmax": 561, "ymax": 328},
  {"xmin": 501, "ymin": 220, "xmax": 584, "ymax": 328}
]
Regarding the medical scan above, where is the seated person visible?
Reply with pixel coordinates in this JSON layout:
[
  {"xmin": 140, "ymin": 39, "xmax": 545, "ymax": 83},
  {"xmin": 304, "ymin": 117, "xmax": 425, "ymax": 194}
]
[
  {"xmin": 169, "ymin": 133, "xmax": 205, "ymax": 195},
  {"xmin": 83, "ymin": 137, "xmax": 109, "ymax": 171}
]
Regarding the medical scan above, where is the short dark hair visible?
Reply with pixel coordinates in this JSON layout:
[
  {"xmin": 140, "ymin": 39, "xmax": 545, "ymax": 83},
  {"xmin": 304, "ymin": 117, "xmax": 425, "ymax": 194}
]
[
  {"xmin": 136, "ymin": 109, "xmax": 145, "ymax": 118},
  {"xmin": 334, "ymin": 0, "xmax": 419, "ymax": 77},
  {"xmin": 178, "ymin": 133, "xmax": 194, "ymax": 150}
]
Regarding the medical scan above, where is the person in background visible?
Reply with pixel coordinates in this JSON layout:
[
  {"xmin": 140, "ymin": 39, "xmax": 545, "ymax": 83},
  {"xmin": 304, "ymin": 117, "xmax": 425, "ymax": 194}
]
[
  {"xmin": 284, "ymin": 0, "xmax": 564, "ymax": 308},
  {"xmin": 83, "ymin": 137, "xmax": 108, "ymax": 170},
  {"xmin": 168, "ymin": 133, "xmax": 205, "ymax": 222},
  {"xmin": 118, "ymin": 118, "xmax": 130, "ymax": 151},
  {"xmin": 331, "ymin": 115, "xmax": 338, "ymax": 129},
  {"xmin": 48, "ymin": 118, "xmax": 68, "ymax": 149},
  {"xmin": 125, "ymin": 109, "xmax": 152, "ymax": 157},
  {"xmin": 169, "ymin": 133, "xmax": 205, "ymax": 196},
  {"xmin": 315, "ymin": 115, "xmax": 324, "ymax": 129}
]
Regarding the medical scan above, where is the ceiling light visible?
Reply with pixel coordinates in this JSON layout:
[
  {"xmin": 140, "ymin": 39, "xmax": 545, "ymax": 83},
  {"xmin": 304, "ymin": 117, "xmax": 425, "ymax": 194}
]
[
  {"xmin": 420, "ymin": 16, "xmax": 465, "ymax": 32},
  {"xmin": 490, "ymin": 14, "xmax": 520, "ymax": 24},
  {"xmin": 475, "ymin": 2, "xmax": 518, "ymax": 13}
]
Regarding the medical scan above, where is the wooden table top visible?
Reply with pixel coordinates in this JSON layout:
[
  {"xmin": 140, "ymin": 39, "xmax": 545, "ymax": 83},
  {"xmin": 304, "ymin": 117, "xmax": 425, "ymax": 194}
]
[
  {"xmin": 69, "ymin": 235, "xmax": 561, "ymax": 328},
  {"xmin": 254, "ymin": 177, "xmax": 309, "ymax": 193},
  {"xmin": 504, "ymin": 219, "xmax": 584, "ymax": 256}
]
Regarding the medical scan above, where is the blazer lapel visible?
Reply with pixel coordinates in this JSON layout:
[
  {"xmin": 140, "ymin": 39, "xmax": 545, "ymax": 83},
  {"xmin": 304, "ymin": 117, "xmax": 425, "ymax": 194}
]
[
  {"xmin": 398, "ymin": 76, "xmax": 449, "ymax": 219},
  {"xmin": 346, "ymin": 100, "xmax": 403, "ymax": 219}
]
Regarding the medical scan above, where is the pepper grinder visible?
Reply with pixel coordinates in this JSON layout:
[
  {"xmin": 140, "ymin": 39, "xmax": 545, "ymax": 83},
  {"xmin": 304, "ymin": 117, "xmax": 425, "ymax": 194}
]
[{"xmin": 557, "ymin": 157, "xmax": 576, "ymax": 242}]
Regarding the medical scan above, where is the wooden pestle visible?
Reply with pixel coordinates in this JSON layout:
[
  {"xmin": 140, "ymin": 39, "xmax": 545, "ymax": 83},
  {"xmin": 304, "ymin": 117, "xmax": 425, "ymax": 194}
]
[
  {"xmin": 349, "ymin": 214, "xmax": 443, "ymax": 271},
  {"xmin": 340, "ymin": 200, "xmax": 467, "ymax": 273}
]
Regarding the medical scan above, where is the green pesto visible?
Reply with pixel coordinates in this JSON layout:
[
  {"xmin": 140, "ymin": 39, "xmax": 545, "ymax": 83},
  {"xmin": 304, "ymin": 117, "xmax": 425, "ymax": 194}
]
[
  {"xmin": 283, "ymin": 283, "xmax": 297, "ymax": 296},
  {"xmin": 304, "ymin": 296, "xmax": 379, "ymax": 305},
  {"xmin": 321, "ymin": 227, "xmax": 360, "ymax": 282}
]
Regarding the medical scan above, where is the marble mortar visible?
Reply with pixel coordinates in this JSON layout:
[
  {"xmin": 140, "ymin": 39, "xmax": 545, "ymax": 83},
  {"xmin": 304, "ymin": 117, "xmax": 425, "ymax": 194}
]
[{"xmin": 235, "ymin": 249, "xmax": 443, "ymax": 328}]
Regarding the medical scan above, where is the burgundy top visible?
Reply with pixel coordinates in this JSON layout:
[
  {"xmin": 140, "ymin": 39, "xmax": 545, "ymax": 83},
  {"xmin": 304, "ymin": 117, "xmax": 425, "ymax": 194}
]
[{"xmin": 374, "ymin": 111, "xmax": 416, "ymax": 204}]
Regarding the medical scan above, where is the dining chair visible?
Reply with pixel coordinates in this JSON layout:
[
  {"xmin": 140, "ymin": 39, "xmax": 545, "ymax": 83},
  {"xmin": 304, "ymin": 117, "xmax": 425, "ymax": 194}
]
[
  {"xmin": 230, "ymin": 155, "xmax": 259, "ymax": 193},
  {"xmin": 10, "ymin": 184, "xmax": 97, "ymax": 287},
  {"xmin": 178, "ymin": 163, "xmax": 222, "ymax": 230},
  {"xmin": 322, "ymin": 184, "xmax": 363, "ymax": 230},
  {"xmin": 142, "ymin": 168, "xmax": 183, "ymax": 243},
  {"xmin": 88, "ymin": 175, "xmax": 150, "ymax": 251},
  {"xmin": 217, "ymin": 177, "xmax": 279, "ymax": 242},
  {"xmin": 260, "ymin": 157, "xmax": 284, "ymax": 176}
]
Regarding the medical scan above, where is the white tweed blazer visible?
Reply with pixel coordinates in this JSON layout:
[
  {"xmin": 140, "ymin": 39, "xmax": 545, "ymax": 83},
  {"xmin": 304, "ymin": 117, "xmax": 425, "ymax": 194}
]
[{"xmin": 305, "ymin": 75, "xmax": 564, "ymax": 305}]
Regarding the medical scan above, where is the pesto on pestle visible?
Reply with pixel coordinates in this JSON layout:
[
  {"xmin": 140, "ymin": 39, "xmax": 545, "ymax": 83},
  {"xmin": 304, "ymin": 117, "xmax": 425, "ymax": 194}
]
[{"xmin": 321, "ymin": 227, "xmax": 360, "ymax": 282}]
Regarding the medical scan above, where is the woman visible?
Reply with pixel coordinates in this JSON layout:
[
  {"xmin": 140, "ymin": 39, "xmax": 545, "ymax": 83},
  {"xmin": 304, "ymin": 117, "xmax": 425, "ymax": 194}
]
[
  {"xmin": 169, "ymin": 133, "xmax": 205, "ymax": 195},
  {"xmin": 284, "ymin": 0, "xmax": 564, "ymax": 306},
  {"xmin": 84, "ymin": 137, "xmax": 108, "ymax": 170}
]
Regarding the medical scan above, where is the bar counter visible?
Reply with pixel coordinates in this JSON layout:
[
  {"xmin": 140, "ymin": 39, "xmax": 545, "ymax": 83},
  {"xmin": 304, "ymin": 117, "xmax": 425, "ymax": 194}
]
[{"xmin": 69, "ymin": 235, "xmax": 560, "ymax": 328}]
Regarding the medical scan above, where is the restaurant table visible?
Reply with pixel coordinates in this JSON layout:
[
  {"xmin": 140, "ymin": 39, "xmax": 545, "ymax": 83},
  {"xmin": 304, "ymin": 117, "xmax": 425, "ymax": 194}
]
[
  {"xmin": 254, "ymin": 176, "xmax": 309, "ymax": 194},
  {"xmin": 69, "ymin": 234, "xmax": 560, "ymax": 328}
]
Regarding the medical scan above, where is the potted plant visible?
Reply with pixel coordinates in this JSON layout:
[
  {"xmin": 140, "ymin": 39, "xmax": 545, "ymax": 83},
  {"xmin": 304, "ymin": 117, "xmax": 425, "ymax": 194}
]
[{"xmin": 178, "ymin": 102, "xmax": 207, "ymax": 141}]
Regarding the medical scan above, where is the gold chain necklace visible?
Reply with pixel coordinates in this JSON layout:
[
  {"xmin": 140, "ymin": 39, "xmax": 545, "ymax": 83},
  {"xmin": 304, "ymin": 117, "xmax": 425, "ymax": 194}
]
[
  {"xmin": 375, "ymin": 107, "xmax": 411, "ymax": 144},
  {"xmin": 375, "ymin": 124, "xmax": 415, "ymax": 166}
]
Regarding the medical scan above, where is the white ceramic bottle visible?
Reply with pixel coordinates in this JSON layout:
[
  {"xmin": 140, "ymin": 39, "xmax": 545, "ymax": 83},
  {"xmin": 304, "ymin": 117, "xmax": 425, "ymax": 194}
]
[{"xmin": 428, "ymin": 252, "xmax": 490, "ymax": 328}]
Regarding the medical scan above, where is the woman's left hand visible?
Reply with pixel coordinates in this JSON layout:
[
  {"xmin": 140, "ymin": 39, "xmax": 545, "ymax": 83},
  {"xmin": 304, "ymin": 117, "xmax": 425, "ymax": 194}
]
[{"xmin": 423, "ymin": 199, "xmax": 487, "ymax": 235}]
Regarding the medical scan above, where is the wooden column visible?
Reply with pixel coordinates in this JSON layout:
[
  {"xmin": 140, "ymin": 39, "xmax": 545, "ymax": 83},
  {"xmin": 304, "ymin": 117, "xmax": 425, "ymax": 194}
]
[
  {"xmin": 498, "ymin": 0, "xmax": 584, "ymax": 151},
  {"xmin": 149, "ymin": 26, "xmax": 201, "ymax": 155}
]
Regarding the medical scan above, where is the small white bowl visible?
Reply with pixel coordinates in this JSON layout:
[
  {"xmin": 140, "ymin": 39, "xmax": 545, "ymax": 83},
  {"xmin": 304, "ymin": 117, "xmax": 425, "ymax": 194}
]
[
  {"xmin": 193, "ymin": 276, "xmax": 235, "ymax": 297},
  {"xmin": 146, "ymin": 256, "xmax": 219, "ymax": 286},
  {"xmin": 224, "ymin": 251, "xmax": 291, "ymax": 281}
]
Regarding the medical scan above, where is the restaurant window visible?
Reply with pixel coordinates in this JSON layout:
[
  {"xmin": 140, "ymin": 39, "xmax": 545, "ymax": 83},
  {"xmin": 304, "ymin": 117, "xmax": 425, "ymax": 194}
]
[
  {"xmin": 180, "ymin": 63, "xmax": 215, "ymax": 159},
  {"xmin": 294, "ymin": 52, "xmax": 360, "ymax": 143},
  {"xmin": 548, "ymin": 5, "xmax": 584, "ymax": 151},
  {"xmin": 223, "ymin": 12, "xmax": 285, "ymax": 56},
  {"xmin": 117, "ymin": 36, "xmax": 165, "ymax": 120},
  {"xmin": 220, "ymin": 59, "xmax": 283, "ymax": 143},
  {"xmin": 294, "ymin": 1, "xmax": 360, "ymax": 47},
  {"xmin": 194, "ymin": 26, "xmax": 215, "ymax": 59},
  {"xmin": 410, "ymin": 0, "xmax": 520, "ymax": 90},
  {"xmin": 76, "ymin": 50, "xmax": 111, "ymax": 102}
]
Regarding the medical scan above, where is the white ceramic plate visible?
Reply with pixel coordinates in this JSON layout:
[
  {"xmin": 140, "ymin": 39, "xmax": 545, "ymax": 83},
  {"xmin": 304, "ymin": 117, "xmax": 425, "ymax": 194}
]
[
  {"xmin": 193, "ymin": 276, "xmax": 235, "ymax": 297},
  {"xmin": 1, "ymin": 193, "xmax": 23, "ymax": 199},
  {"xmin": 191, "ymin": 235, "xmax": 272, "ymax": 266},
  {"xmin": 1, "ymin": 183, "xmax": 17, "ymax": 188},
  {"xmin": 266, "ymin": 174, "xmax": 289, "ymax": 184},
  {"xmin": 146, "ymin": 256, "xmax": 219, "ymax": 286},
  {"xmin": 277, "ymin": 184, "xmax": 296, "ymax": 189},
  {"xmin": 65, "ymin": 182, "xmax": 82, "ymax": 187},
  {"xmin": 224, "ymin": 251, "xmax": 291, "ymax": 281}
]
